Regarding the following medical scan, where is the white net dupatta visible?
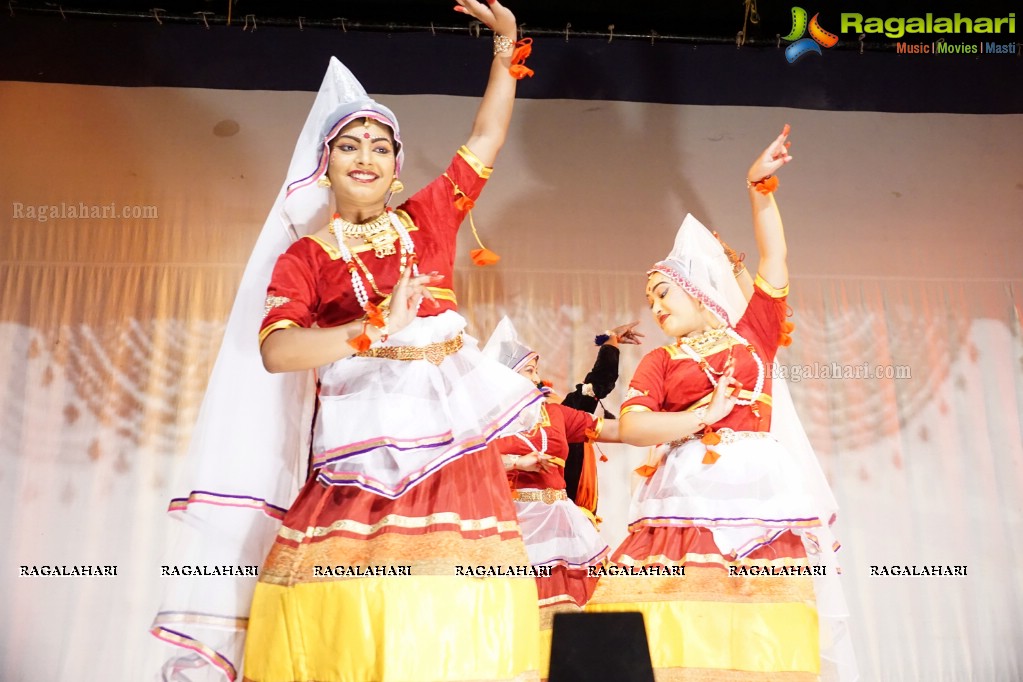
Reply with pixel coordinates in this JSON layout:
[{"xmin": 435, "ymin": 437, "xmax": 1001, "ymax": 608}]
[{"xmin": 150, "ymin": 57, "xmax": 386, "ymax": 682}]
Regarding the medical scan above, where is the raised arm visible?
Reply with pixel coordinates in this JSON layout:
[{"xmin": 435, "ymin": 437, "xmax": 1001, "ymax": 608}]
[
  {"xmin": 747, "ymin": 125, "xmax": 793, "ymax": 290},
  {"xmin": 454, "ymin": 0, "xmax": 521, "ymax": 166}
]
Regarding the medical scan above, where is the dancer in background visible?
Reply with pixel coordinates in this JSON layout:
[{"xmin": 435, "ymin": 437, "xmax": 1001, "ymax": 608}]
[
  {"xmin": 484, "ymin": 317, "xmax": 629, "ymax": 678},
  {"xmin": 586, "ymin": 126, "xmax": 857, "ymax": 681},
  {"xmin": 561, "ymin": 321, "xmax": 641, "ymax": 520},
  {"xmin": 152, "ymin": 2, "xmax": 546, "ymax": 681}
]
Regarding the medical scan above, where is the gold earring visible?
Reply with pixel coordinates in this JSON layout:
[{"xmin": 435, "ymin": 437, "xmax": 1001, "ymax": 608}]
[
  {"xmin": 317, "ymin": 175, "xmax": 332, "ymax": 188},
  {"xmin": 389, "ymin": 178, "xmax": 404, "ymax": 194}
]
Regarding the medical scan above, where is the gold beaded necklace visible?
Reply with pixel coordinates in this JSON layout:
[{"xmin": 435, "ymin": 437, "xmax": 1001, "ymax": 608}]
[
  {"xmin": 328, "ymin": 211, "xmax": 419, "ymax": 309},
  {"xmin": 676, "ymin": 326, "xmax": 730, "ymax": 356},
  {"xmin": 331, "ymin": 212, "xmax": 396, "ymax": 258}
]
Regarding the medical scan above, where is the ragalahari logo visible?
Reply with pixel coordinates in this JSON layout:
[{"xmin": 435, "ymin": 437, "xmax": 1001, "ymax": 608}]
[{"xmin": 783, "ymin": 7, "xmax": 839, "ymax": 62}]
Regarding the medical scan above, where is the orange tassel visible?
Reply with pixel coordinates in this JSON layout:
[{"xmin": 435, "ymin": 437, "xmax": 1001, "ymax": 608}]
[
  {"xmin": 509, "ymin": 64, "xmax": 534, "ymax": 80},
  {"xmin": 634, "ymin": 464, "xmax": 658, "ymax": 478},
  {"xmin": 347, "ymin": 325, "xmax": 372, "ymax": 352},
  {"xmin": 364, "ymin": 302, "xmax": 386, "ymax": 329},
  {"xmin": 470, "ymin": 248, "xmax": 501, "ymax": 266},
  {"xmin": 454, "ymin": 194, "xmax": 475, "ymax": 211},
  {"xmin": 701, "ymin": 431, "xmax": 721, "ymax": 446},
  {"xmin": 702, "ymin": 449, "xmax": 721, "ymax": 465},
  {"xmin": 751, "ymin": 175, "xmax": 779, "ymax": 195},
  {"xmin": 509, "ymin": 38, "xmax": 534, "ymax": 80},
  {"xmin": 599, "ymin": 453, "xmax": 608, "ymax": 462}
]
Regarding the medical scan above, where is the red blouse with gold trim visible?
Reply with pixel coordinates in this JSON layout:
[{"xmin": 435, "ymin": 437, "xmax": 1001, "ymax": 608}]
[
  {"xmin": 259, "ymin": 147, "xmax": 489, "ymax": 341},
  {"xmin": 495, "ymin": 403, "xmax": 599, "ymax": 491},
  {"xmin": 621, "ymin": 278, "xmax": 789, "ymax": 431}
]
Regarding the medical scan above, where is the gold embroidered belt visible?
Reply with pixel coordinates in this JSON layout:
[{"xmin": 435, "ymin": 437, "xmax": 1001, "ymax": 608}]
[
  {"xmin": 512, "ymin": 488, "xmax": 567, "ymax": 505},
  {"xmin": 669, "ymin": 428, "xmax": 773, "ymax": 449},
  {"xmin": 356, "ymin": 334, "xmax": 463, "ymax": 366}
]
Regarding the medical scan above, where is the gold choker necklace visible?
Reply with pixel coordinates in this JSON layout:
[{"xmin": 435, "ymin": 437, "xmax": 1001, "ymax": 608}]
[
  {"xmin": 676, "ymin": 326, "xmax": 729, "ymax": 355},
  {"xmin": 331, "ymin": 212, "xmax": 396, "ymax": 258}
]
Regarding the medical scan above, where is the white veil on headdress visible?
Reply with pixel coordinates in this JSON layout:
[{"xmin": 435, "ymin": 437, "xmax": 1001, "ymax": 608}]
[
  {"xmin": 482, "ymin": 316, "xmax": 538, "ymax": 373},
  {"xmin": 651, "ymin": 214, "xmax": 857, "ymax": 681},
  {"xmin": 150, "ymin": 58, "xmax": 405, "ymax": 682}
]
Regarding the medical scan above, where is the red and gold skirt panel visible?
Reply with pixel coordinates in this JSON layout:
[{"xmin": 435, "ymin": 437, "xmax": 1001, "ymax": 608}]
[
  {"xmin": 243, "ymin": 445, "xmax": 541, "ymax": 682},
  {"xmin": 585, "ymin": 527, "xmax": 820, "ymax": 682}
]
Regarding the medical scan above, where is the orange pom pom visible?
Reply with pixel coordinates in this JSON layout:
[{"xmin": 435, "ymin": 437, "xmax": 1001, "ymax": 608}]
[
  {"xmin": 778, "ymin": 320, "xmax": 795, "ymax": 346},
  {"xmin": 599, "ymin": 454, "xmax": 609, "ymax": 463},
  {"xmin": 454, "ymin": 194, "xmax": 475, "ymax": 211},
  {"xmin": 470, "ymin": 248, "xmax": 501, "ymax": 266},
  {"xmin": 702, "ymin": 449, "xmax": 721, "ymax": 465},
  {"xmin": 701, "ymin": 431, "xmax": 721, "ymax": 446},
  {"xmin": 347, "ymin": 328, "xmax": 372, "ymax": 352},
  {"xmin": 634, "ymin": 464, "xmax": 658, "ymax": 478},
  {"xmin": 364, "ymin": 302, "xmax": 386, "ymax": 329}
]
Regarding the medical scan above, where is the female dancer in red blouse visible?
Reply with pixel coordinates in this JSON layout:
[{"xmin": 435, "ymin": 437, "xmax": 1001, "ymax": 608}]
[
  {"xmin": 484, "ymin": 317, "xmax": 622, "ymax": 678},
  {"xmin": 152, "ymin": 3, "xmax": 547, "ymax": 682},
  {"xmin": 586, "ymin": 127, "xmax": 856, "ymax": 681}
]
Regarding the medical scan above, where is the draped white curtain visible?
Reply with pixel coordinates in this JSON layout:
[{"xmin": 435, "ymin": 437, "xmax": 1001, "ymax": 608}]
[{"xmin": 1, "ymin": 80, "xmax": 1021, "ymax": 681}]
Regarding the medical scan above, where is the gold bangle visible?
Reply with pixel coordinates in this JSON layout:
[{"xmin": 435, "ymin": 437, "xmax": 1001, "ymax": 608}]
[{"xmin": 493, "ymin": 34, "xmax": 514, "ymax": 56}]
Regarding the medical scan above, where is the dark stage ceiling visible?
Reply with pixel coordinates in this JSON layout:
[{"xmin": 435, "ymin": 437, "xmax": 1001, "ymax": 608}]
[
  {"xmin": 2, "ymin": 1, "xmax": 1021, "ymax": 113},
  {"xmin": 9, "ymin": 0, "xmax": 1022, "ymax": 47}
]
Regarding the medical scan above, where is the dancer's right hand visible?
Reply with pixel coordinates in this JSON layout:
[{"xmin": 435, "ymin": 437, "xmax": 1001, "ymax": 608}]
[
  {"xmin": 515, "ymin": 452, "xmax": 554, "ymax": 472},
  {"xmin": 387, "ymin": 267, "xmax": 443, "ymax": 335},
  {"xmin": 703, "ymin": 359, "xmax": 742, "ymax": 425}
]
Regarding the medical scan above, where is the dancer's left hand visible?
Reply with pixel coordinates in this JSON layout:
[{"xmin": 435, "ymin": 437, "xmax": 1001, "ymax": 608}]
[
  {"xmin": 453, "ymin": 0, "xmax": 517, "ymax": 40},
  {"xmin": 747, "ymin": 124, "xmax": 793, "ymax": 183},
  {"xmin": 608, "ymin": 321, "xmax": 644, "ymax": 345}
]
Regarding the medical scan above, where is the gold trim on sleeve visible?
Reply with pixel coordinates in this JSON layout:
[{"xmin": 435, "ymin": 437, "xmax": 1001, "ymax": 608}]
[
  {"xmin": 754, "ymin": 273, "xmax": 789, "ymax": 298},
  {"xmin": 427, "ymin": 287, "xmax": 457, "ymax": 304},
  {"xmin": 457, "ymin": 145, "xmax": 493, "ymax": 179},
  {"xmin": 259, "ymin": 320, "xmax": 299, "ymax": 346},
  {"xmin": 620, "ymin": 405, "xmax": 653, "ymax": 417}
]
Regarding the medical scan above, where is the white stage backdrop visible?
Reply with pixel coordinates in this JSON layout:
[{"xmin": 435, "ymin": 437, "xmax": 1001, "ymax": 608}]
[{"xmin": 1, "ymin": 80, "xmax": 1022, "ymax": 681}]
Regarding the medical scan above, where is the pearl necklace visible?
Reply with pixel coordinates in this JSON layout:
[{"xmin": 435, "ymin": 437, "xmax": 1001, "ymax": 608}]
[
  {"xmin": 330, "ymin": 211, "xmax": 419, "ymax": 313},
  {"xmin": 677, "ymin": 327, "xmax": 765, "ymax": 406}
]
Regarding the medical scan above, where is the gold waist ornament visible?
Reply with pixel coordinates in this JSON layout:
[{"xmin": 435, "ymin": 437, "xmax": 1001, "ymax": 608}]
[
  {"xmin": 512, "ymin": 488, "xmax": 568, "ymax": 505},
  {"xmin": 355, "ymin": 334, "xmax": 463, "ymax": 366}
]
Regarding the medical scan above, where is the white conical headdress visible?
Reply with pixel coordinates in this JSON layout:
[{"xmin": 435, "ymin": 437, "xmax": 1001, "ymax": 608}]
[
  {"xmin": 151, "ymin": 56, "xmax": 403, "ymax": 680},
  {"xmin": 649, "ymin": 213, "xmax": 747, "ymax": 327},
  {"xmin": 482, "ymin": 316, "xmax": 538, "ymax": 373},
  {"xmin": 281, "ymin": 56, "xmax": 405, "ymax": 236}
]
